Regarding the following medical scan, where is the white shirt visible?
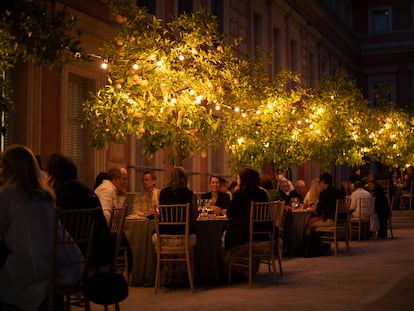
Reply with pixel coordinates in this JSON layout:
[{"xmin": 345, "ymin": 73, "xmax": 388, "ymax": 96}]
[
  {"xmin": 94, "ymin": 179, "xmax": 125, "ymax": 224},
  {"xmin": 131, "ymin": 188, "xmax": 160, "ymax": 217},
  {"xmin": 350, "ymin": 188, "xmax": 373, "ymax": 218}
]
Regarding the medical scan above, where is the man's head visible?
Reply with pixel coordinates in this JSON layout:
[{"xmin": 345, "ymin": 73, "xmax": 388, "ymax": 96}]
[
  {"xmin": 319, "ymin": 172, "xmax": 332, "ymax": 191},
  {"xmin": 295, "ymin": 179, "xmax": 306, "ymax": 195},
  {"xmin": 107, "ymin": 166, "xmax": 128, "ymax": 194},
  {"xmin": 142, "ymin": 171, "xmax": 156, "ymax": 192}
]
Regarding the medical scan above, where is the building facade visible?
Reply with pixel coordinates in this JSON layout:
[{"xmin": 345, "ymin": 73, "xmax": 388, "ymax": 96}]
[{"xmin": 5, "ymin": 0, "xmax": 414, "ymax": 191}]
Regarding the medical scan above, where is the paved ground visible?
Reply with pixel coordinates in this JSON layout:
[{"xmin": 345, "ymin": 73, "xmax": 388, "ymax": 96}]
[{"xmin": 79, "ymin": 228, "xmax": 414, "ymax": 311}]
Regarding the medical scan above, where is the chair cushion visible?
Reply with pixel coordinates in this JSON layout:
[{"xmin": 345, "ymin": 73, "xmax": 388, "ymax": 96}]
[{"xmin": 152, "ymin": 233, "xmax": 197, "ymax": 249}]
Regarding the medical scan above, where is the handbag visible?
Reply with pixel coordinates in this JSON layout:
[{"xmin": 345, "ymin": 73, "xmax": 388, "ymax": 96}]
[
  {"xmin": 370, "ymin": 212, "xmax": 380, "ymax": 232},
  {"xmin": 85, "ymin": 271, "xmax": 128, "ymax": 305}
]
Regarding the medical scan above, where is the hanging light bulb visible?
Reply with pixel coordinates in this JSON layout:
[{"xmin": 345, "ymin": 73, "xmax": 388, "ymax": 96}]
[{"xmin": 101, "ymin": 59, "xmax": 108, "ymax": 69}]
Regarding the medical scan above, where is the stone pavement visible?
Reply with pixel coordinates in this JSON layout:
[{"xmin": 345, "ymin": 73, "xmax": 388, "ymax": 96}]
[{"xmin": 80, "ymin": 228, "xmax": 414, "ymax": 311}]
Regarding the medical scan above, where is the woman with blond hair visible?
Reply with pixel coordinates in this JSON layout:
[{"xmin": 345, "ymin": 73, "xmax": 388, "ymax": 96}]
[{"xmin": 303, "ymin": 177, "xmax": 321, "ymax": 212}]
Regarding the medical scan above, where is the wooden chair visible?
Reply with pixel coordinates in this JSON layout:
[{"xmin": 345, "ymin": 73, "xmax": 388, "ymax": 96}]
[
  {"xmin": 153, "ymin": 203, "xmax": 196, "ymax": 294},
  {"xmin": 349, "ymin": 197, "xmax": 375, "ymax": 242},
  {"xmin": 109, "ymin": 207, "xmax": 128, "ymax": 282},
  {"xmin": 274, "ymin": 201, "xmax": 285, "ymax": 276},
  {"xmin": 400, "ymin": 182, "xmax": 413, "ymax": 210},
  {"xmin": 227, "ymin": 201, "xmax": 282, "ymax": 288},
  {"xmin": 315, "ymin": 199, "xmax": 350, "ymax": 256},
  {"xmin": 387, "ymin": 195, "xmax": 394, "ymax": 239},
  {"xmin": 49, "ymin": 207, "xmax": 100, "ymax": 311}
]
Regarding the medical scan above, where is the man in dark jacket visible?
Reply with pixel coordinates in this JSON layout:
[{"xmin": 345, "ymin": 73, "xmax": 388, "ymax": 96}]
[{"xmin": 308, "ymin": 172, "xmax": 344, "ymax": 232}]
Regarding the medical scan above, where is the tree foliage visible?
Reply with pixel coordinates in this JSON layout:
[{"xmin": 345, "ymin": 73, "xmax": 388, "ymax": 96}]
[{"xmin": 81, "ymin": 2, "xmax": 241, "ymax": 165}]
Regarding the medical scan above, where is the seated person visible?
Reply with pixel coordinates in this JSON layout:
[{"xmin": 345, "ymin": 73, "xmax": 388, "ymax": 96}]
[
  {"xmin": 303, "ymin": 177, "xmax": 320, "ymax": 212},
  {"xmin": 349, "ymin": 180, "xmax": 373, "ymax": 218},
  {"xmin": 279, "ymin": 178, "xmax": 301, "ymax": 210},
  {"xmin": 131, "ymin": 171, "xmax": 160, "ymax": 218},
  {"xmin": 259, "ymin": 174, "xmax": 282, "ymax": 202},
  {"xmin": 201, "ymin": 174, "xmax": 231, "ymax": 215}
]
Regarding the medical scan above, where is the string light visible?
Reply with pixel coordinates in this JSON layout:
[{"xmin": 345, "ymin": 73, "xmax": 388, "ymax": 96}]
[
  {"xmin": 132, "ymin": 63, "xmax": 139, "ymax": 70},
  {"xmin": 101, "ymin": 59, "xmax": 108, "ymax": 69}
]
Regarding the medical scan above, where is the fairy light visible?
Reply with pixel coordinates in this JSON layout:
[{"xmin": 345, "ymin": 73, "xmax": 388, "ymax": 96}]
[
  {"xmin": 178, "ymin": 55, "xmax": 185, "ymax": 61},
  {"xmin": 101, "ymin": 59, "xmax": 108, "ymax": 69},
  {"xmin": 234, "ymin": 107, "xmax": 240, "ymax": 112},
  {"xmin": 132, "ymin": 63, "xmax": 139, "ymax": 70}
]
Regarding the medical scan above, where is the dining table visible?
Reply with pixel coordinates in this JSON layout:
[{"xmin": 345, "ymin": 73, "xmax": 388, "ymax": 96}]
[
  {"xmin": 193, "ymin": 216, "xmax": 228, "ymax": 286},
  {"xmin": 284, "ymin": 210, "xmax": 313, "ymax": 257},
  {"xmin": 124, "ymin": 217, "xmax": 156, "ymax": 286},
  {"xmin": 124, "ymin": 215, "xmax": 229, "ymax": 287}
]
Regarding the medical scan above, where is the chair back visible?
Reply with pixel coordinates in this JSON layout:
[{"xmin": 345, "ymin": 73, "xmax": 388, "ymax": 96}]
[
  {"xmin": 109, "ymin": 207, "xmax": 127, "ymax": 266},
  {"xmin": 54, "ymin": 207, "xmax": 100, "ymax": 272},
  {"xmin": 359, "ymin": 197, "xmax": 375, "ymax": 219},
  {"xmin": 154, "ymin": 203, "xmax": 191, "ymax": 252},
  {"xmin": 249, "ymin": 201, "xmax": 280, "ymax": 247},
  {"xmin": 335, "ymin": 198, "xmax": 350, "ymax": 234},
  {"xmin": 49, "ymin": 207, "xmax": 100, "ymax": 310}
]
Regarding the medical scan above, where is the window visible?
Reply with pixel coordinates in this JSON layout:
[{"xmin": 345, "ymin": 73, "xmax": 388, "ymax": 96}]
[
  {"xmin": 367, "ymin": 74, "xmax": 396, "ymax": 107},
  {"xmin": 253, "ymin": 13, "xmax": 263, "ymax": 57},
  {"xmin": 67, "ymin": 73, "xmax": 95, "ymax": 185},
  {"xmin": 272, "ymin": 28, "xmax": 282, "ymax": 75},
  {"xmin": 370, "ymin": 8, "xmax": 390, "ymax": 33},
  {"xmin": 137, "ymin": 0, "xmax": 156, "ymax": 15}
]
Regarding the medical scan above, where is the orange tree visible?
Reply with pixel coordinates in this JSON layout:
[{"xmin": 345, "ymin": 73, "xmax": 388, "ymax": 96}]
[
  {"xmin": 303, "ymin": 70, "xmax": 370, "ymax": 168},
  {"xmin": 220, "ymin": 52, "xmax": 311, "ymax": 174},
  {"xmin": 80, "ymin": 1, "xmax": 241, "ymax": 166},
  {"xmin": 0, "ymin": 0, "xmax": 85, "ymax": 150}
]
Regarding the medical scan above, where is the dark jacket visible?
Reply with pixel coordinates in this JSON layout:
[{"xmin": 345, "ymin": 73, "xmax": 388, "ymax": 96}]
[
  {"xmin": 159, "ymin": 186, "xmax": 197, "ymax": 234},
  {"xmin": 225, "ymin": 187, "xmax": 269, "ymax": 250},
  {"xmin": 56, "ymin": 179, "xmax": 114, "ymax": 267},
  {"xmin": 201, "ymin": 191, "xmax": 231, "ymax": 209},
  {"xmin": 316, "ymin": 186, "xmax": 344, "ymax": 221}
]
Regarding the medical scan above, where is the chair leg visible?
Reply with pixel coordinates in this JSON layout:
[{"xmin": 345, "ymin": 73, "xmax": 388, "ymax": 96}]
[
  {"xmin": 227, "ymin": 251, "xmax": 232, "ymax": 285},
  {"xmin": 388, "ymin": 218, "xmax": 394, "ymax": 238},
  {"xmin": 154, "ymin": 253, "xmax": 161, "ymax": 294},
  {"xmin": 186, "ymin": 250, "xmax": 194, "ymax": 292}
]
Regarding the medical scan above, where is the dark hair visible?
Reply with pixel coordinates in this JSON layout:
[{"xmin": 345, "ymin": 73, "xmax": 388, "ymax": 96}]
[
  {"xmin": 210, "ymin": 174, "xmax": 221, "ymax": 182},
  {"xmin": 259, "ymin": 174, "xmax": 274, "ymax": 189},
  {"xmin": 93, "ymin": 171, "xmax": 109, "ymax": 190},
  {"xmin": 353, "ymin": 180, "xmax": 363, "ymax": 189},
  {"xmin": 47, "ymin": 153, "xmax": 78, "ymax": 189},
  {"xmin": 319, "ymin": 172, "xmax": 332, "ymax": 186},
  {"xmin": 143, "ymin": 171, "xmax": 156, "ymax": 180},
  {"xmin": 238, "ymin": 168, "xmax": 260, "ymax": 194}
]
